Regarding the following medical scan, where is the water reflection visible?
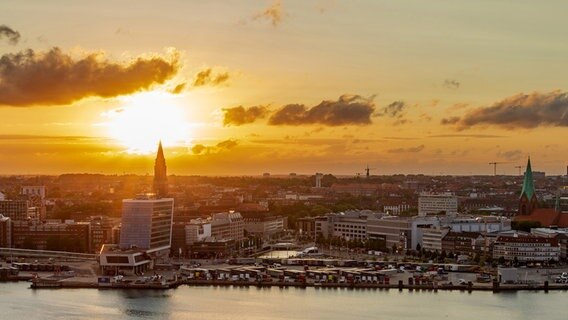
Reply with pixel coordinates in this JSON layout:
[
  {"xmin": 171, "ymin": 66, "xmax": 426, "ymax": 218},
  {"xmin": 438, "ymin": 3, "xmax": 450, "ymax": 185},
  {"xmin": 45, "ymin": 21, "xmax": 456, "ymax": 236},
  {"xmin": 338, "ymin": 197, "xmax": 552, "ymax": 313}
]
[{"xmin": 0, "ymin": 282, "xmax": 567, "ymax": 320}]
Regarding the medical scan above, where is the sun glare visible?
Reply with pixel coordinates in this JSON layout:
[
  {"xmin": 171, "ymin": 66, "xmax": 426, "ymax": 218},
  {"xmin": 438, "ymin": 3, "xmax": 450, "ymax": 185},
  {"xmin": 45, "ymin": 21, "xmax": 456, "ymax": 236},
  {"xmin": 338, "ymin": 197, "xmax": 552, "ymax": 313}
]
[{"xmin": 104, "ymin": 91, "xmax": 191, "ymax": 154}]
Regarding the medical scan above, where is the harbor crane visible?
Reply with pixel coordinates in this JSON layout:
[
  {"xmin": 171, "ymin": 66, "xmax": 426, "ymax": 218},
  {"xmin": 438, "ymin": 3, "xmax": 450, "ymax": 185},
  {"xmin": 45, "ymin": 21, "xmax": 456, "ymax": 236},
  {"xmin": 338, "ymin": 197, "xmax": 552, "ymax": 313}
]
[{"xmin": 488, "ymin": 162, "xmax": 508, "ymax": 176}]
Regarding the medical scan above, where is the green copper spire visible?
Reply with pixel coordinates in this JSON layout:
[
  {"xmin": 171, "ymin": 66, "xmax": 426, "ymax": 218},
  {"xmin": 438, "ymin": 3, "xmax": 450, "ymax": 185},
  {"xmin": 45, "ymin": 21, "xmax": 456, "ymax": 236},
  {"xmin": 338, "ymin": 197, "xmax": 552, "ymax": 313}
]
[{"xmin": 520, "ymin": 157, "xmax": 535, "ymax": 200}]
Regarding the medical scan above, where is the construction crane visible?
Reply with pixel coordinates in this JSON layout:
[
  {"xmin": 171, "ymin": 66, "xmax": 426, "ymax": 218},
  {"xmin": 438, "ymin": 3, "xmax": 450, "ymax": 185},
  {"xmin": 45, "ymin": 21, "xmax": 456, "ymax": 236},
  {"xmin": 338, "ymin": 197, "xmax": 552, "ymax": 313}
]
[
  {"xmin": 364, "ymin": 165, "xmax": 376, "ymax": 179},
  {"xmin": 488, "ymin": 162, "xmax": 508, "ymax": 176},
  {"xmin": 515, "ymin": 165, "xmax": 522, "ymax": 176}
]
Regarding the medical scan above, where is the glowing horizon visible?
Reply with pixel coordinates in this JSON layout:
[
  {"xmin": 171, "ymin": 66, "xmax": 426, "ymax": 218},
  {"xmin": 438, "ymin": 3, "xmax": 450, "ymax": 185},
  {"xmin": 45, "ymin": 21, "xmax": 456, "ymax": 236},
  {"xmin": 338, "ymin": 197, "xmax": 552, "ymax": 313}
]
[{"xmin": 0, "ymin": 1, "xmax": 567, "ymax": 176}]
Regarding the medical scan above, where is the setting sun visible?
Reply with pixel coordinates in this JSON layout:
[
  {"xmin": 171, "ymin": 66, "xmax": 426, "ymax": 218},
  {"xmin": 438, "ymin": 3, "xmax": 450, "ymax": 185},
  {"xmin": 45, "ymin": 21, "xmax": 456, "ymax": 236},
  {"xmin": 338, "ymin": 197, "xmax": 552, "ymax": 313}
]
[{"xmin": 104, "ymin": 91, "xmax": 191, "ymax": 154}]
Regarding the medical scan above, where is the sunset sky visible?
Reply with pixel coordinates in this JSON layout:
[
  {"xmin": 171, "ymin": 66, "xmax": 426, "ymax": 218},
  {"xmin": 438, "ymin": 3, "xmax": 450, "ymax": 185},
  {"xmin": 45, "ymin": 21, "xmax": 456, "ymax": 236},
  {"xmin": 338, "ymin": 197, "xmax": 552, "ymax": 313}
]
[{"xmin": 1, "ymin": 0, "xmax": 567, "ymax": 176}]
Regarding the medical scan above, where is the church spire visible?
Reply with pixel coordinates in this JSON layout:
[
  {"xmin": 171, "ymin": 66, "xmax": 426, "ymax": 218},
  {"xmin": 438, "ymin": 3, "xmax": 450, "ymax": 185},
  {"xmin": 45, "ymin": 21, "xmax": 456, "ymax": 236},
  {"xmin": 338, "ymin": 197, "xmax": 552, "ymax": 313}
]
[
  {"xmin": 520, "ymin": 157, "xmax": 535, "ymax": 200},
  {"xmin": 518, "ymin": 157, "xmax": 538, "ymax": 215},
  {"xmin": 153, "ymin": 141, "xmax": 168, "ymax": 198}
]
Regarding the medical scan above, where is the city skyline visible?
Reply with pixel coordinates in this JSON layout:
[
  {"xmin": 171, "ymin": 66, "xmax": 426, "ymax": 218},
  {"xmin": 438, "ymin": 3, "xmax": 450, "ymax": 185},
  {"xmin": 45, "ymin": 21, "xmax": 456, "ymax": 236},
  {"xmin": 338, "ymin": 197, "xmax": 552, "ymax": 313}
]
[{"xmin": 1, "ymin": 1, "xmax": 568, "ymax": 176}]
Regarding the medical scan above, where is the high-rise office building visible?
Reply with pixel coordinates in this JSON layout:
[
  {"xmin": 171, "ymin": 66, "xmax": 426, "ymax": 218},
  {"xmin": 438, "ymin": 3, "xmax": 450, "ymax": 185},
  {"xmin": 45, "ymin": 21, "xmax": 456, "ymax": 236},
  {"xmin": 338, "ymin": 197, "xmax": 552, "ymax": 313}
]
[{"xmin": 119, "ymin": 194, "xmax": 174, "ymax": 254}]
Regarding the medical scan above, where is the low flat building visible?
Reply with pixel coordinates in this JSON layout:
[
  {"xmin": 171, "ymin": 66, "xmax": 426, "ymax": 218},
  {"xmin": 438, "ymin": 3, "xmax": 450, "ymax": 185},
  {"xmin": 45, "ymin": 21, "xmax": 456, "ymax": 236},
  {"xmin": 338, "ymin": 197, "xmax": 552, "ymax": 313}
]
[
  {"xmin": 442, "ymin": 231, "xmax": 483, "ymax": 255},
  {"xmin": 98, "ymin": 244, "xmax": 152, "ymax": 276},
  {"xmin": 244, "ymin": 215, "xmax": 285, "ymax": 239},
  {"xmin": 12, "ymin": 220, "xmax": 91, "ymax": 252},
  {"xmin": 189, "ymin": 239, "xmax": 235, "ymax": 259}
]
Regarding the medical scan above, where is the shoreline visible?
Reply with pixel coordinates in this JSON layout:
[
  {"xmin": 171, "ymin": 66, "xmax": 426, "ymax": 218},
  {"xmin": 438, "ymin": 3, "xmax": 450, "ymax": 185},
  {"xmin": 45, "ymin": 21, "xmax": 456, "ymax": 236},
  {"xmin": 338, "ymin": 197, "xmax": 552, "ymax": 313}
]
[{"xmin": 21, "ymin": 278, "xmax": 568, "ymax": 293}]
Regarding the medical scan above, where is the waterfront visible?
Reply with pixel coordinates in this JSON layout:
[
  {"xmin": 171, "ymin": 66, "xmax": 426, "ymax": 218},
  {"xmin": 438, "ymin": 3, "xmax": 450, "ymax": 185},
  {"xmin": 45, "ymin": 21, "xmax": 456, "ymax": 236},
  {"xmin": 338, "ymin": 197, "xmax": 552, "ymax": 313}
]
[{"xmin": 1, "ymin": 282, "xmax": 566, "ymax": 320}]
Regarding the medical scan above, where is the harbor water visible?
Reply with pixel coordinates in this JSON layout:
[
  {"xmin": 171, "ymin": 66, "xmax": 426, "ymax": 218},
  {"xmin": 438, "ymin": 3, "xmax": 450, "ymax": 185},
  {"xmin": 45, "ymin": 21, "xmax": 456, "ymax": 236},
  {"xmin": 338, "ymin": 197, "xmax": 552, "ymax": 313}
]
[{"xmin": 0, "ymin": 281, "xmax": 566, "ymax": 319}]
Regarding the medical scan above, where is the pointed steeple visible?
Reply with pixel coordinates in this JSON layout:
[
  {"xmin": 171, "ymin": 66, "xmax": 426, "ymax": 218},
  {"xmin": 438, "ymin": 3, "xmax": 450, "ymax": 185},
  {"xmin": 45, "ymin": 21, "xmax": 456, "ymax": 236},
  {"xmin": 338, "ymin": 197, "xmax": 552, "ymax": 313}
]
[
  {"xmin": 153, "ymin": 141, "xmax": 168, "ymax": 198},
  {"xmin": 520, "ymin": 157, "xmax": 535, "ymax": 200},
  {"xmin": 518, "ymin": 157, "xmax": 538, "ymax": 215}
]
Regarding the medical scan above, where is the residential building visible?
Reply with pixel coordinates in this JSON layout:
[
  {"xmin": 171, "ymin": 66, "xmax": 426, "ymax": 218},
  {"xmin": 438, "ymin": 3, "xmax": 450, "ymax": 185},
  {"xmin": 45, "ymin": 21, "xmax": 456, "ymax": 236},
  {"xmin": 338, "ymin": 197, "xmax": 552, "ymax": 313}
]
[
  {"xmin": 210, "ymin": 211, "xmax": 244, "ymax": 241},
  {"xmin": 185, "ymin": 219, "xmax": 212, "ymax": 245},
  {"xmin": 330, "ymin": 183, "xmax": 378, "ymax": 197},
  {"xmin": 531, "ymin": 228, "xmax": 568, "ymax": 260},
  {"xmin": 492, "ymin": 235, "xmax": 560, "ymax": 263},
  {"xmin": 421, "ymin": 226, "xmax": 450, "ymax": 252},
  {"xmin": 441, "ymin": 231, "xmax": 483, "ymax": 254},
  {"xmin": 418, "ymin": 192, "xmax": 458, "ymax": 216}
]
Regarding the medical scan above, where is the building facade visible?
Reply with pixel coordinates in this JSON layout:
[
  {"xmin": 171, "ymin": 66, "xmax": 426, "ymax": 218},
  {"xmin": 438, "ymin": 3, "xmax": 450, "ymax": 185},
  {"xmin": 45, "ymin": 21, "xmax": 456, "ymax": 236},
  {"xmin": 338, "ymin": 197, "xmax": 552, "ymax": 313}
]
[
  {"xmin": 12, "ymin": 220, "xmax": 90, "ymax": 252},
  {"xmin": 0, "ymin": 215, "xmax": 11, "ymax": 247},
  {"xmin": 244, "ymin": 215, "xmax": 285, "ymax": 239},
  {"xmin": 119, "ymin": 194, "xmax": 174, "ymax": 254},
  {"xmin": 418, "ymin": 192, "xmax": 458, "ymax": 216},
  {"xmin": 210, "ymin": 211, "xmax": 244, "ymax": 241},
  {"xmin": 493, "ymin": 235, "xmax": 560, "ymax": 262},
  {"xmin": 0, "ymin": 200, "xmax": 29, "ymax": 221}
]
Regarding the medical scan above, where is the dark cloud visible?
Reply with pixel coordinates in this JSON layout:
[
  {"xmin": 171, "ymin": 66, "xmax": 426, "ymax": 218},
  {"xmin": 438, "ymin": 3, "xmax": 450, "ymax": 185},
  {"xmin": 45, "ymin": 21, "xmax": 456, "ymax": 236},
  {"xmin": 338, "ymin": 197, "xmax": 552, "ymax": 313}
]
[
  {"xmin": 446, "ymin": 91, "xmax": 568, "ymax": 129},
  {"xmin": 268, "ymin": 94, "xmax": 375, "ymax": 126},
  {"xmin": 253, "ymin": 0, "xmax": 283, "ymax": 27},
  {"xmin": 216, "ymin": 139, "xmax": 238, "ymax": 149},
  {"xmin": 170, "ymin": 82, "xmax": 186, "ymax": 94},
  {"xmin": 193, "ymin": 68, "xmax": 230, "ymax": 87},
  {"xmin": 428, "ymin": 134, "xmax": 506, "ymax": 138},
  {"xmin": 0, "ymin": 47, "xmax": 179, "ymax": 106},
  {"xmin": 383, "ymin": 136, "xmax": 418, "ymax": 140},
  {"xmin": 0, "ymin": 25, "xmax": 20, "ymax": 44},
  {"xmin": 387, "ymin": 145, "xmax": 425, "ymax": 153},
  {"xmin": 376, "ymin": 101, "xmax": 405, "ymax": 118},
  {"xmin": 440, "ymin": 116, "xmax": 460, "ymax": 125},
  {"xmin": 443, "ymin": 79, "xmax": 460, "ymax": 89},
  {"xmin": 222, "ymin": 105, "xmax": 269, "ymax": 126},
  {"xmin": 191, "ymin": 139, "xmax": 238, "ymax": 155}
]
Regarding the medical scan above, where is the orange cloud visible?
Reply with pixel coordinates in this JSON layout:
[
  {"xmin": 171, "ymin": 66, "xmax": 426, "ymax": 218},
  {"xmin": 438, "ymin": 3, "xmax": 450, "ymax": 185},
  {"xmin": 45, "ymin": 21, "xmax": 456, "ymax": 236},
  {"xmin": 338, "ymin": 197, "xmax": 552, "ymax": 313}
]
[
  {"xmin": 193, "ymin": 68, "xmax": 230, "ymax": 87},
  {"xmin": 0, "ymin": 47, "xmax": 179, "ymax": 106}
]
